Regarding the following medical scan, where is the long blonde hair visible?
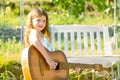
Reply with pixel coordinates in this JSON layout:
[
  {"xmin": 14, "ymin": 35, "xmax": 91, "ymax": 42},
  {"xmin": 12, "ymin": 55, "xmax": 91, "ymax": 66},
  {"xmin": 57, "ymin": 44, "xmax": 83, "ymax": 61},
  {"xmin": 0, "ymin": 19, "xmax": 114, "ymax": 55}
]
[{"xmin": 24, "ymin": 7, "xmax": 50, "ymax": 47}]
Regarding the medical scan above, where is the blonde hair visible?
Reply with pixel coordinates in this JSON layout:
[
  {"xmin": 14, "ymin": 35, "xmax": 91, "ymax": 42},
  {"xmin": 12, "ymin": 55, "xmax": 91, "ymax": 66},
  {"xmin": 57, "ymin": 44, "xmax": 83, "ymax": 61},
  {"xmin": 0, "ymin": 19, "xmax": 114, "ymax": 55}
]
[{"xmin": 24, "ymin": 7, "xmax": 50, "ymax": 47}]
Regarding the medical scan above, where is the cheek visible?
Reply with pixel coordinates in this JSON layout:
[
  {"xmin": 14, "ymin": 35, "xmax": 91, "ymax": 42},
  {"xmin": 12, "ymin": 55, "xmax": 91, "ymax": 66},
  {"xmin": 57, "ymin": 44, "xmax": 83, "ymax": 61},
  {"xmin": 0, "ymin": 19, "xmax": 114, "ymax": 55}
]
[
  {"xmin": 32, "ymin": 22, "xmax": 37, "ymax": 28},
  {"xmin": 43, "ymin": 25, "xmax": 46, "ymax": 29},
  {"xmin": 43, "ymin": 22, "xmax": 47, "ymax": 27},
  {"xmin": 43, "ymin": 24, "xmax": 46, "ymax": 27}
]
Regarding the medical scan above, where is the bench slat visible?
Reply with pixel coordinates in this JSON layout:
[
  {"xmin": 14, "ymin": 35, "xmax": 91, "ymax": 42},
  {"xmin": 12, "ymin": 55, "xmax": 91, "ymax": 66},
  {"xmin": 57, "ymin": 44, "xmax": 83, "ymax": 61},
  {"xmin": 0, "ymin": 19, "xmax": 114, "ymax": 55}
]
[
  {"xmin": 96, "ymin": 31, "xmax": 102, "ymax": 55},
  {"xmin": 90, "ymin": 32, "xmax": 95, "ymax": 55},
  {"xmin": 64, "ymin": 32, "xmax": 68, "ymax": 56},
  {"xmin": 77, "ymin": 32, "xmax": 82, "ymax": 56},
  {"xmin": 58, "ymin": 32, "xmax": 61, "ymax": 50},
  {"xmin": 71, "ymin": 32, "xmax": 75, "ymax": 56},
  {"xmin": 83, "ymin": 32, "xmax": 88, "ymax": 55}
]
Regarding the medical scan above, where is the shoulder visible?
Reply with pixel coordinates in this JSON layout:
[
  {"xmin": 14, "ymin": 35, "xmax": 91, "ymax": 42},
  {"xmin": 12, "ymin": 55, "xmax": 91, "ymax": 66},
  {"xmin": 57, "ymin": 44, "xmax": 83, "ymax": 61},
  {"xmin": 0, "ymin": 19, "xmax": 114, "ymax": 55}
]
[
  {"xmin": 30, "ymin": 29, "xmax": 38, "ymax": 35},
  {"xmin": 30, "ymin": 29, "xmax": 42, "ymax": 37},
  {"xmin": 29, "ymin": 29, "xmax": 43, "ymax": 42}
]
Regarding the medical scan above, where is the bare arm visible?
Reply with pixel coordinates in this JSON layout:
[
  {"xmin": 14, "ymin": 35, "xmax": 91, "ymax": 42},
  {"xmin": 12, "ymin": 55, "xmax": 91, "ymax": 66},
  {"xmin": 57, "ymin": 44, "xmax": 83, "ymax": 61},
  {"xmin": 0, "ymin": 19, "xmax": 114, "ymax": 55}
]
[{"xmin": 29, "ymin": 29, "xmax": 57, "ymax": 69}]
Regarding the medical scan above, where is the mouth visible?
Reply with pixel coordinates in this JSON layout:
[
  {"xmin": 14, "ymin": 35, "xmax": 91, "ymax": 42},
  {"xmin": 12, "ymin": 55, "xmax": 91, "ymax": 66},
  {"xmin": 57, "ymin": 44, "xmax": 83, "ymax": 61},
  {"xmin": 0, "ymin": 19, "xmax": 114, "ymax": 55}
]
[{"xmin": 38, "ymin": 26, "xmax": 43, "ymax": 28}]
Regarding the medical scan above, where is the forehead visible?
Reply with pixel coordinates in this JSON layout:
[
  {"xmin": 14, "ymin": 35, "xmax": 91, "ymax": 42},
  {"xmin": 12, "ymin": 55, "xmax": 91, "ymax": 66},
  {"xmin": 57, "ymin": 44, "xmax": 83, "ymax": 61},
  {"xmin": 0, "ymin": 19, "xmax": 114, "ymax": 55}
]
[{"xmin": 33, "ymin": 15, "xmax": 46, "ymax": 20}]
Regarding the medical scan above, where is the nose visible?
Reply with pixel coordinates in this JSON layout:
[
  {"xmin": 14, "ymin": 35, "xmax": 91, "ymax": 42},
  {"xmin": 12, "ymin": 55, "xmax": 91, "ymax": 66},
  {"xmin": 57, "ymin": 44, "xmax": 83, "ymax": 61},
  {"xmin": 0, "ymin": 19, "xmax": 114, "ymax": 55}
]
[
  {"xmin": 39, "ymin": 21, "xmax": 43, "ymax": 25},
  {"xmin": 39, "ymin": 21, "xmax": 45, "ymax": 27}
]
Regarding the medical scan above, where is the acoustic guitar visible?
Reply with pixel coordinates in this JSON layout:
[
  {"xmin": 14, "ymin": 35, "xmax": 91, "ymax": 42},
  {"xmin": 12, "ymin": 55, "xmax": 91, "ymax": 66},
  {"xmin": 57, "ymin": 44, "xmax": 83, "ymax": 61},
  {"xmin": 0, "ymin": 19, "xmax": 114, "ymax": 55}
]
[{"xmin": 21, "ymin": 45, "xmax": 103, "ymax": 80}]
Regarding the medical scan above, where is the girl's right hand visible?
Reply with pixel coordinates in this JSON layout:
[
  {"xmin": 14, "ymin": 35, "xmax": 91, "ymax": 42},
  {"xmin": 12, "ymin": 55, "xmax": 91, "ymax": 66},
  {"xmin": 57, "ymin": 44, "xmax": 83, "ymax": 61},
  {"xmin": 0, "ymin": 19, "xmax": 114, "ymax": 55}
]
[{"xmin": 46, "ymin": 58, "xmax": 58, "ymax": 70}]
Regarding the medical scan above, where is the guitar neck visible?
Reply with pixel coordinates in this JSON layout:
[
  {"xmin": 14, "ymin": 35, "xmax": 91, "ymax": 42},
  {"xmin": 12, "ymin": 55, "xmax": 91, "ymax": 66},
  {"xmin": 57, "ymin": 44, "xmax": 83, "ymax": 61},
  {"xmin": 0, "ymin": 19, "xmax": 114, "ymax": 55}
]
[{"xmin": 59, "ymin": 62, "xmax": 94, "ymax": 70}]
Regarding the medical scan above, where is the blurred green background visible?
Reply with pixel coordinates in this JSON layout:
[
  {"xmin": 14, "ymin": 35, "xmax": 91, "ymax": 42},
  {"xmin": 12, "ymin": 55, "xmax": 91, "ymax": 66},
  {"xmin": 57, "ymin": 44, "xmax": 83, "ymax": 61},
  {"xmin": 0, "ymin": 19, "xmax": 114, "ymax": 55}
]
[{"xmin": 0, "ymin": 0, "xmax": 120, "ymax": 80}]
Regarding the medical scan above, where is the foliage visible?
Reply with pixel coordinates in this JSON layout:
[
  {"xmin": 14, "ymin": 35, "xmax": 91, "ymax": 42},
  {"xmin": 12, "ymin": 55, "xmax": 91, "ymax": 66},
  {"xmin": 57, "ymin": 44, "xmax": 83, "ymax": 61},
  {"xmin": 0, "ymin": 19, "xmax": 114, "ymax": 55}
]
[
  {"xmin": 90, "ymin": 0, "xmax": 107, "ymax": 11},
  {"xmin": 52, "ymin": 0, "xmax": 85, "ymax": 17},
  {"xmin": 0, "ymin": 0, "xmax": 20, "ymax": 27},
  {"xmin": 49, "ymin": 9, "xmax": 80, "ymax": 25},
  {"xmin": 0, "ymin": 38, "xmax": 23, "ymax": 80},
  {"xmin": 0, "ymin": 37, "xmax": 23, "ymax": 55},
  {"xmin": 0, "ymin": 0, "xmax": 120, "ymax": 27},
  {"xmin": 0, "ymin": 61, "xmax": 23, "ymax": 80},
  {"xmin": 69, "ymin": 69, "xmax": 111, "ymax": 80}
]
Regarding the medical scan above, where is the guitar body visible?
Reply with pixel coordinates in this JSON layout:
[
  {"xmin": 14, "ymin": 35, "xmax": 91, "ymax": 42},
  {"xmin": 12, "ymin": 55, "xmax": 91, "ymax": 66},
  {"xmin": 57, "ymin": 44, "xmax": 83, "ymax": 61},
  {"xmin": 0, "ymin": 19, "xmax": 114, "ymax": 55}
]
[{"xmin": 21, "ymin": 45, "xmax": 69, "ymax": 80}]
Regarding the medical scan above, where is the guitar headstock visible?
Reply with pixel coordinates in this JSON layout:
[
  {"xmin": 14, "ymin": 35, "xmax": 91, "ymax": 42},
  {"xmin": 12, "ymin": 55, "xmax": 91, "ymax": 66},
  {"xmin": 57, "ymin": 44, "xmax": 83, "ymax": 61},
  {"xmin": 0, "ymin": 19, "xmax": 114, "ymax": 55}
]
[{"xmin": 93, "ymin": 64, "xmax": 103, "ymax": 71}]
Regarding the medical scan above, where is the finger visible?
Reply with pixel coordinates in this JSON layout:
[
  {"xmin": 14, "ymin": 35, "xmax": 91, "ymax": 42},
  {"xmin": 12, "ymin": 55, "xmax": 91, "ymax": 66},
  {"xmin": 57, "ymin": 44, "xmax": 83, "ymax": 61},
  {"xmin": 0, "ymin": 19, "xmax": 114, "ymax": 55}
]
[
  {"xmin": 55, "ymin": 63, "xmax": 58, "ymax": 66},
  {"xmin": 50, "ymin": 65, "xmax": 56, "ymax": 70}
]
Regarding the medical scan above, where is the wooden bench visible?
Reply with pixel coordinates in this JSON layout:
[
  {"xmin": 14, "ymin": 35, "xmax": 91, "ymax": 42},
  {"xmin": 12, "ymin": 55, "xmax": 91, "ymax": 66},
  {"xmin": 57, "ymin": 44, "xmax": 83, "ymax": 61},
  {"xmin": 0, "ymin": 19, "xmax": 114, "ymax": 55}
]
[{"xmin": 49, "ymin": 25, "xmax": 120, "ymax": 80}]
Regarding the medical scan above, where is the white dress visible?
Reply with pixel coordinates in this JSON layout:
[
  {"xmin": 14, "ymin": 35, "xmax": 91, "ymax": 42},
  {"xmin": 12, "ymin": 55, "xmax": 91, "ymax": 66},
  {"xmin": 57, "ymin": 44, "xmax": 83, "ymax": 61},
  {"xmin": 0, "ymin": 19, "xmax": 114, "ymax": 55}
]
[{"xmin": 40, "ymin": 36, "xmax": 54, "ymax": 51}]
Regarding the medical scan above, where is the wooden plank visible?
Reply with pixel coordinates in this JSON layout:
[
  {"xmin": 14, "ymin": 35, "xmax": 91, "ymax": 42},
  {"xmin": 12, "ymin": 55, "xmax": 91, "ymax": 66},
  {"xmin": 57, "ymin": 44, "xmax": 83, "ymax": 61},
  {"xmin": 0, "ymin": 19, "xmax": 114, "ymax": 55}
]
[
  {"xmin": 103, "ymin": 27, "xmax": 112, "ymax": 55},
  {"xmin": 96, "ymin": 31, "xmax": 102, "ymax": 55},
  {"xmin": 50, "ymin": 25, "xmax": 105, "ymax": 32},
  {"xmin": 90, "ymin": 32, "xmax": 95, "ymax": 55},
  {"xmin": 77, "ymin": 32, "xmax": 82, "ymax": 56},
  {"xmin": 71, "ymin": 32, "xmax": 75, "ymax": 56},
  {"xmin": 51, "ymin": 31, "xmax": 55, "ymax": 50},
  {"xmin": 67, "ymin": 56, "xmax": 119, "ymax": 67},
  {"xmin": 64, "ymin": 32, "xmax": 68, "ymax": 56},
  {"xmin": 83, "ymin": 32, "xmax": 88, "ymax": 55},
  {"xmin": 57, "ymin": 32, "xmax": 61, "ymax": 50}
]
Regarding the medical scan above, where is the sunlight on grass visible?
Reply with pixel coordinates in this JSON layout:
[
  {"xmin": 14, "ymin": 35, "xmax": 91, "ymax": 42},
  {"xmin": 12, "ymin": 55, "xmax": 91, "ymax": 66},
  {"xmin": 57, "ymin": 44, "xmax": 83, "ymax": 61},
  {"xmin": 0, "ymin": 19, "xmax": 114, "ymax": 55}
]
[
  {"xmin": 0, "ymin": 37, "xmax": 24, "ymax": 64},
  {"xmin": 67, "ymin": 48, "xmax": 120, "ymax": 56}
]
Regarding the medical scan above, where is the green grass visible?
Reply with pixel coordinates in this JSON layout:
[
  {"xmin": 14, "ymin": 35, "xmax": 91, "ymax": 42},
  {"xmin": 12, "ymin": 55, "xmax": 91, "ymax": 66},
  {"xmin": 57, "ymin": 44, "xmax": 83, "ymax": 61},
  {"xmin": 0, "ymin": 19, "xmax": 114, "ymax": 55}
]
[
  {"xmin": 0, "ymin": 37, "xmax": 24, "ymax": 63},
  {"xmin": 0, "ymin": 38, "xmax": 23, "ymax": 80}
]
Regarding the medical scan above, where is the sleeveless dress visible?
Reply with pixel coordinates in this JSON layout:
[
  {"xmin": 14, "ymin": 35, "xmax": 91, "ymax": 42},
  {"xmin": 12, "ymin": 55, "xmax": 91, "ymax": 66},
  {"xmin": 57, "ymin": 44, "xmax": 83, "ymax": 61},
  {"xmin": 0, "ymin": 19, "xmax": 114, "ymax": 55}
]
[{"xmin": 40, "ymin": 36, "xmax": 54, "ymax": 51}]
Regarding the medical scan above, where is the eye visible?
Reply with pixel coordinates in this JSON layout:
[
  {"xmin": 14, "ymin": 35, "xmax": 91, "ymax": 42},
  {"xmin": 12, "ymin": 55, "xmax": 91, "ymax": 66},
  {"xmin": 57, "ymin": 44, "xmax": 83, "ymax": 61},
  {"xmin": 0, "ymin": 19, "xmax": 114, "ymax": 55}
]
[
  {"xmin": 37, "ymin": 19, "xmax": 41, "ymax": 22},
  {"xmin": 43, "ymin": 20, "xmax": 46, "ymax": 22}
]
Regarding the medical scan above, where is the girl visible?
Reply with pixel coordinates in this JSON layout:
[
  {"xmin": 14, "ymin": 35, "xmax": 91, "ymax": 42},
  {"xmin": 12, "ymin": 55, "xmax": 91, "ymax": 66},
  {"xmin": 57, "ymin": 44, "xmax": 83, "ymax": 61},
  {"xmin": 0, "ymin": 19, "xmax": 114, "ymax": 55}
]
[{"xmin": 24, "ymin": 7, "xmax": 57, "ymax": 70}]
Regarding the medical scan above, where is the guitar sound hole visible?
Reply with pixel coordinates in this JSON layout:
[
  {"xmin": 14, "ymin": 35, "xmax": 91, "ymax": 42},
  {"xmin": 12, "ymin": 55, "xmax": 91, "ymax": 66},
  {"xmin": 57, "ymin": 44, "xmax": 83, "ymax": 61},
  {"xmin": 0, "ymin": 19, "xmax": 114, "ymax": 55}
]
[{"xmin": 55, "ymin": 63, "xmax": 59, "ymax": 70}]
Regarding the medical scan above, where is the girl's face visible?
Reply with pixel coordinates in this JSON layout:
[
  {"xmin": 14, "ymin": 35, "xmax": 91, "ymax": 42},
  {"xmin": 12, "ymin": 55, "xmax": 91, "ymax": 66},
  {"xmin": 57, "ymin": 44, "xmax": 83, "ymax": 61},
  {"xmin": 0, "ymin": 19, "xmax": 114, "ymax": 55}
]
[{"xmin": 32, "ymin": 15, "xmax": 46, "ymax": 31}]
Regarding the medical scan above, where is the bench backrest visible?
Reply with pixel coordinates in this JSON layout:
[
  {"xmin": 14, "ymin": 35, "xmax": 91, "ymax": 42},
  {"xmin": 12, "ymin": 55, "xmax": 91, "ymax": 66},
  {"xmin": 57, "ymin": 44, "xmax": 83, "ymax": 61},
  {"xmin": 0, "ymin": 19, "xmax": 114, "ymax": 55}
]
[{"xmin": 49, "ymin": 25, "xmax": 119, "ymax": 57}]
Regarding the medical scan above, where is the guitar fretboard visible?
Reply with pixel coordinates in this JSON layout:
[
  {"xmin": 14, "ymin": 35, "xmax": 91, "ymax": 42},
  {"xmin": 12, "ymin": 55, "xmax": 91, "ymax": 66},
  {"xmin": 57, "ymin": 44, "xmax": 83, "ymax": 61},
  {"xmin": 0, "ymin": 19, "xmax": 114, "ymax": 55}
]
[{"xmin": 59, "ymin": 62, "xmax": 94, "ymax": 70}]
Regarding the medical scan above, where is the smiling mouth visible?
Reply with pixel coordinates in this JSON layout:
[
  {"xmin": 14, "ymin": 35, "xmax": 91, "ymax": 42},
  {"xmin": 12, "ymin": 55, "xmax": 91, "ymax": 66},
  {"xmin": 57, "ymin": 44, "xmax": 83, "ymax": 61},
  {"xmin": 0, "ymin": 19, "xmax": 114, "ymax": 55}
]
[{"xmin": 38, "ymin": 26, "xmax": 43, "ymax": 28}]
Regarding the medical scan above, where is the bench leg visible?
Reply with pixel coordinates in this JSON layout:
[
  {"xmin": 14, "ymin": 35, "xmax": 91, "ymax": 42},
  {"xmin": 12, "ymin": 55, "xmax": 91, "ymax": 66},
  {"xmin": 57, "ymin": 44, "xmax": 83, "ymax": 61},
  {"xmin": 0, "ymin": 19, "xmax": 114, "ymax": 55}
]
[
  {"xmin": 111, "ymin": 66, "xmax": 114, "ymax": 80},
  {"xmin": 117, "ymin": 63, "xmax": 120, "ymax": 79}
]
